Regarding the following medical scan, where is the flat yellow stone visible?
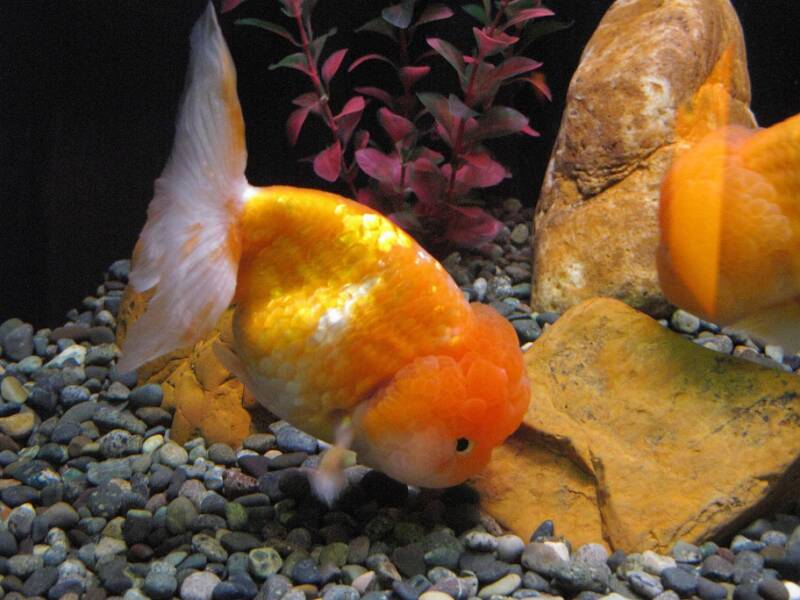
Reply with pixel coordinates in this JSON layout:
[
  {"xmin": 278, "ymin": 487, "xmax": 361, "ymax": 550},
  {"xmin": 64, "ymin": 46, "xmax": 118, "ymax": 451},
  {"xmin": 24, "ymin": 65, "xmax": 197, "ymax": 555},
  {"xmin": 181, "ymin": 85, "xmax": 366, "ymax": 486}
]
[
  {"xmin": 117, "ymin": 286, "xmax": 254, "ymax": 447},
  {"xmin": 474, "ymin": 297, "xmax": 800, "ymax": 551}
]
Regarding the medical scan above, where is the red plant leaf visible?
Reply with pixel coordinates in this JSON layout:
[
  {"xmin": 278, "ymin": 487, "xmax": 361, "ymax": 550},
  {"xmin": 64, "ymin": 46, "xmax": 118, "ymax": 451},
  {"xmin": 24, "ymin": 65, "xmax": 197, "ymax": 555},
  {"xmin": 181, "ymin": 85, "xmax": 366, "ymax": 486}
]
[
  {"xmin": 447, "ymin": 94, "xmax": 478, "ymax": 120},
  {"xmin": 503, "ymin": 7, "xmax": 555, "ymax": 30},
  {"xmin": 334, "ymin": 96, "xmax": 366, "ymax": 145},
  {"xmin": 417, "ymin": 92, "xmax": 459, "ymax": 146},
  {"xmin": 472, "ymin": 27, "xmax": 519, "ymax": 56},
  {"xmin": 466, "ymin": 106, "xmax": 532, "ymax": 143},
  {"xmin": 408, "ymin": 159, "xmax": 446, "ymax": 211},
  {"xmin": 286, "ymin": 107, "xmax": 311, "ymax": 146},
  {"xmin": 528, "ymin": 71, "xmax": 552, "ymax": 101},
  {"xmin": 322, "ymin": 49, "xmax": 348, "ymax": 84},
  {"xmin": 348, "ymin": 53, "xmax": 397, "ymax": 72},
  {"xmin": 521, "ymin": 124, "xmax": 540, "ymax": 137},
  {"xmin": 382, "ymin": 1, "xmax": 415, "ymax": 29},
  {"xmin": 269, "ymin": 52, "xmax": 309, "ymax": 74},
  {"xmin": 357, "ymin": 16, "xmax": 397, "ymax": 40},
  {"xmin": 488, "ymin": 56, "xmax": 542, "ymax": 86},
  {"xmin": 457, "ymin": 152, "xmax": 510, "ymax": 188},
  {"xmin": 412, "ymin": 4, "xmax": 454, "ymax": 28},
  {"xmin": 221, "ymin": 0, "xmax": 245, "ymax": 13},
  {"xmin": 354, "ymin": 86, "xmax": 394, "ymax": 106},
  {"xmin": 426, "ymin": 38, "xmax": 466, "ymax": 81},
  {"xmin": 355, "ymin": 148, "xmax": 402, "ymax": 187},
  {"xmin": 236, "ymin": 19, "xmax": 300, "ymax": 47},
  {"xmin": 415, "ymin": 146, "xmax": 445, "ymax": 164},
  {"xmin": 378, "ymin": 108, "xmax": 415, "ymax": 144},
  {"xmin": 354, "ymin": 130, "xmax": 371, "ymax": 150},
  {"xmin": 444, "ymin": 205, "xmax": 504, "ymax": 247},
  {"xmin": 462, "ymin": 4, "xmax": 488, "ymax": 25},
  {"xmin": 398, "ymin": 65, "xmax": 431, "ymax": 90},
  {"xmin": 292, "ymin": 92, "xmax": 321, "ymax": 108},
  {"xmin": 313, "ymin": 142, "xmax": 342, "ymax": 182}
]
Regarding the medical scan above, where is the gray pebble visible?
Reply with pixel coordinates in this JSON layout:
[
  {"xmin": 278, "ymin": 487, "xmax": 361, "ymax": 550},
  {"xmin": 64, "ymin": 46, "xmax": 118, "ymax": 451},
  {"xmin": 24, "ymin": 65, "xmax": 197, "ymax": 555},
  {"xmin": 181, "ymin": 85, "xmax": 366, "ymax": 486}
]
[
  {"xmin": 670, "ymin": 310, "xmax": 700, "ymax": 334},
  {"xmin": 275, "ymin": 424, "xmax": 318, "ymax": 454},
  {"xmin": 629, "ymin": 570, "xmax": 664, "ymax": 598}
]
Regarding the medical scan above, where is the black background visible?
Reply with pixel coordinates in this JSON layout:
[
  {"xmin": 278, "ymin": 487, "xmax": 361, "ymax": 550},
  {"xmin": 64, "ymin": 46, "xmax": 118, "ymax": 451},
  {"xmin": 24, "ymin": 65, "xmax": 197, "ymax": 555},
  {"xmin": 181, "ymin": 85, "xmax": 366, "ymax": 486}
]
[{"xmin": 1, "ymin": 0, "xmax": 798, "ymax": 328}]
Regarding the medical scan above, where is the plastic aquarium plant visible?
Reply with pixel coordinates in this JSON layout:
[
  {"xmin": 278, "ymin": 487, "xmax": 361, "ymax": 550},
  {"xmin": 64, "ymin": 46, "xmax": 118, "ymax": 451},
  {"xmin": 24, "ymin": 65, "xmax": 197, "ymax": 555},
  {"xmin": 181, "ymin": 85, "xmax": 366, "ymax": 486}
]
[{"xmin": 225, "ymin": 0, "xmax": 556, "ymax": 247}]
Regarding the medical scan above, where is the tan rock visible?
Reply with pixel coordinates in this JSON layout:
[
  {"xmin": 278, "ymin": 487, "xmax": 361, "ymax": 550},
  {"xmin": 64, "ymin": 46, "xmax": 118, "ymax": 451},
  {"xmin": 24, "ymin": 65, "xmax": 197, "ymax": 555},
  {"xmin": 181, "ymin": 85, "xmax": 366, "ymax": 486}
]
[
  {"xmin": 117, "ymin": 286, "xmax": 258, "ymax": 447},
  {"xmin": 473, "ymin": 298, "xmax": 800, "ymax": 551},
  {"xmin": 531, "ymin": 0, "xmax": 756, "ymax": 316},
  {"xmin": 0, "ymin": 409, "xmax": 37, "ymax": 439}
]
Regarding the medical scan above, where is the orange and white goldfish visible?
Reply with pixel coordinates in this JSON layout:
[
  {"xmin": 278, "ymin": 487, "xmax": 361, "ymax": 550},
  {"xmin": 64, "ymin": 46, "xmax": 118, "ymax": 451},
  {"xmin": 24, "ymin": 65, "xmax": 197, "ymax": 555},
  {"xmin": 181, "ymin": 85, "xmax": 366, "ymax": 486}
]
[
  {"xmin": 657, "ymin": 113, "xmax": 800, "ymax": 351},
  {"xmin": 117, "ymin": 4, "xmax": 529, "ymax": 499}
]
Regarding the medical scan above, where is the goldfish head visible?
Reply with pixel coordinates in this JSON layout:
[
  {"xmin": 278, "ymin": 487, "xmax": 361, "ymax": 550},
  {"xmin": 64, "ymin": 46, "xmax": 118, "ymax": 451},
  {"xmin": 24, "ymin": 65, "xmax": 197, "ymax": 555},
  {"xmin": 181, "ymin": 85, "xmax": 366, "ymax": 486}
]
[{"xmin": 351, "ymin": 304, "xmax": 529, "ymax": 488}]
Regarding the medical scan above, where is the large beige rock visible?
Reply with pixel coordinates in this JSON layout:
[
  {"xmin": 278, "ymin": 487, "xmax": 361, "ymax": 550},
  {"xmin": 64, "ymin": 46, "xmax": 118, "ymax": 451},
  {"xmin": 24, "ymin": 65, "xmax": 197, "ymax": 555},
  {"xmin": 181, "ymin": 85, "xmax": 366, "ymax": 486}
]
[
  {"xmin": 473, "ymin": 298, "xmax": 800, "ymax": 552},
  {"xmin": 117, "ymin": 287, "xmax": 261, "ymax": 447},
  {"xmin": 531, "ymin": 0, "xmax": 756, "ymax": 316}
]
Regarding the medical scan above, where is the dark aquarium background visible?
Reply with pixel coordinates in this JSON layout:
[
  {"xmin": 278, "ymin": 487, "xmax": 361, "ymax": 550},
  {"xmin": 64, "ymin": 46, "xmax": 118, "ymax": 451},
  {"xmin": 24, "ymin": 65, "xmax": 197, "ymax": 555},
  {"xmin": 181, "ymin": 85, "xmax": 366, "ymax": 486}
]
[{"xmin": 1, "ymin": 0, "xmax": 798, "ymax": 327}]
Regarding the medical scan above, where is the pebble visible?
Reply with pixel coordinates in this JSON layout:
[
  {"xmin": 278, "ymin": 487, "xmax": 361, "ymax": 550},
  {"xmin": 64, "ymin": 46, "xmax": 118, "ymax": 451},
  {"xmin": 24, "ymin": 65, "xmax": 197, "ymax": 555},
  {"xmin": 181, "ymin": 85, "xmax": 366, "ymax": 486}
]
[
  {"xmin": 0, "ymin": 410, "xmax": 35, "ymax": 437},
  {"xmin": 275, "ymin": 423, "xmax": 319, "ymax": 454},
  {"xmin": 629, "ymin": 570, "xmax": 664, "ymax": 598},
  {"xmin": 1, "ymin": 376, "xmax": 28, "ymax": 403},
  {"xmin": 479, "ymin": 572, "xmax": 522, "ymax": 598},
  {"xmin": 180, "ymin": 571, "xmax": 220, "ymax": 600},
  {"xmin": 4, "ymin": 243, "xmax": 800, "ymax": 600},
  {"xmin": 208, "ymin": 442, "xmax": 237, "ymax": 466},
  {"xmin": 670, "ymin": 310, "xmax": 700, "ymax": 334},
  {"xmin": 159, "ymin": 442, "xmax": 189, "ymax": 468}
]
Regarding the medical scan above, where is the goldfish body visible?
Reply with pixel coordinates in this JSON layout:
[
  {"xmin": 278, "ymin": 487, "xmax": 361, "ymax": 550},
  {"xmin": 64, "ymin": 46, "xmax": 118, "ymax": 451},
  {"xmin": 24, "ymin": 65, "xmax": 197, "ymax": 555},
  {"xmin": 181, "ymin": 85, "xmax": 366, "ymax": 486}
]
[
  {"xmin": 117, "ymin": 5, "xmax": 529, "ymax": 495},
  {"xmin": 658, "ymin": 113, "xmax": 800, "ymax": 351}
]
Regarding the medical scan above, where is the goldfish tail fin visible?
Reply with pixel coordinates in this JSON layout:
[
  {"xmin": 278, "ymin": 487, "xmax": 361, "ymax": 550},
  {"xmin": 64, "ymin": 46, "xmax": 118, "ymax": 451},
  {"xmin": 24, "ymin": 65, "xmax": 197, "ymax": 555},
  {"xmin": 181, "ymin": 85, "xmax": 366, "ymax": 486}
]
[
  {"xmin": 729, "ymin": 298, "xmax": 800, "ymax": 355},
  {"xmin": 118, "ymin": 3, "xmax": 248, "ymax": 373}
]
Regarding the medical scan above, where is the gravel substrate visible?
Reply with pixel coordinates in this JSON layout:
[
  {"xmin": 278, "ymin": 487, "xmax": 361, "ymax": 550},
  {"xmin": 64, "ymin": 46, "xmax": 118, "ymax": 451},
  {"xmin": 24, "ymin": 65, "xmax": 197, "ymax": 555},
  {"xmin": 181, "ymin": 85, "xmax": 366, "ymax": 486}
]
[{"xmin": 0, "ymin": 203, "xmax": 799, "ymax": 600}]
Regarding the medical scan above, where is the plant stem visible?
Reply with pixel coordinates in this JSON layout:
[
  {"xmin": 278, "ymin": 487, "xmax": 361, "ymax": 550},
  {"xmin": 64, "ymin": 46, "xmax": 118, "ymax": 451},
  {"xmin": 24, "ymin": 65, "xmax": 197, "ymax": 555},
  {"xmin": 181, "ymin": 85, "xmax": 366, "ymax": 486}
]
[
  {"xmin": 293, "ymin": 4, "xmax": 354, "ymax": 191},
  {"xmin": 443, "ymin": 2, "xmax": 507, "ymax": 203}
]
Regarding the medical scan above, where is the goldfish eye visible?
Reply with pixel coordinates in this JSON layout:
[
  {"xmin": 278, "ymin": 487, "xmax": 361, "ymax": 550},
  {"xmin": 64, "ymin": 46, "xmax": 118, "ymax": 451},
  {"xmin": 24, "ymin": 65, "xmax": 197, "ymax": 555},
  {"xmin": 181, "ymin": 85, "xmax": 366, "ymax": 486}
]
[{"xmin": 455, "ymin": 437, "xmax": 472, "ymax": 453}]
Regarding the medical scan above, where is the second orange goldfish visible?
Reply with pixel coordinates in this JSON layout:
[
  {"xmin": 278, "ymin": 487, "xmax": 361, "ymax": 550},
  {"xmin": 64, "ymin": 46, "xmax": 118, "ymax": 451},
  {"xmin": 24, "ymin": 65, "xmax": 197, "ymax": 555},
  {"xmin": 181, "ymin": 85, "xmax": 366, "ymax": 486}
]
[
  {"xmin": 117, "ymin": 4, "xmax": 529, "ymax": 498},
  {"xmin": 658, "ymin": 112, "xmax": 800, "ymax": 351}
]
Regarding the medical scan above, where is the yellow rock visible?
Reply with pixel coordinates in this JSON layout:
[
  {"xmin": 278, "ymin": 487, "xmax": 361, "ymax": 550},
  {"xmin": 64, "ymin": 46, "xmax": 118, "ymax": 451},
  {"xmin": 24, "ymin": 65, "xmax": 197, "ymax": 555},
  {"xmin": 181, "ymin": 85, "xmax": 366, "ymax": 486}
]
[
  {"xmin": 117, "ymin": 286, "xmax": 255, "ymax": 447},
  {"xmin": 473, "ymin": 298, "xmax": 800, "ymax": 551},
  {"xmin": 531, "ymin": 0, "xmax": 756, "ymax": 317}
]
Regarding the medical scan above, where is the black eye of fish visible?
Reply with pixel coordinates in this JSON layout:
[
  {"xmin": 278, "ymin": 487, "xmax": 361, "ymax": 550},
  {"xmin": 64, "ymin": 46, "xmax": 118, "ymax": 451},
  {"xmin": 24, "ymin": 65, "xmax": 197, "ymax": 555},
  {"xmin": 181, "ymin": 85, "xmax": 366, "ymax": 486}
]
[{"xmin": 456, "ymin": 437, "xmax": 471, "ymax": 453}]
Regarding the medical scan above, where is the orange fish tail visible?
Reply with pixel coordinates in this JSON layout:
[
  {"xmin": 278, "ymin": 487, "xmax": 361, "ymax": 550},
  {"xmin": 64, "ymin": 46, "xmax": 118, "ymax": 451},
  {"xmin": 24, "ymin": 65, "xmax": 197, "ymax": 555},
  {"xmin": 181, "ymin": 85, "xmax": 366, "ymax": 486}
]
[{"xmin": 118, "ymin": 4, "xmax": 249, "ymax": 372}]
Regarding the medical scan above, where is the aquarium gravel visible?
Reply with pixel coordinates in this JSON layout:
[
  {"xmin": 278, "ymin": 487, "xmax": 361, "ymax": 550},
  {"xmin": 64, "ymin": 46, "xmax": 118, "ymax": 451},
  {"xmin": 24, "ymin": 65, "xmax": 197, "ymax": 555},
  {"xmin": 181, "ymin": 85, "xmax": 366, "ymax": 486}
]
[{"xmin": 0, "ymin": 203, "xmax": 799, "ymax": 600}]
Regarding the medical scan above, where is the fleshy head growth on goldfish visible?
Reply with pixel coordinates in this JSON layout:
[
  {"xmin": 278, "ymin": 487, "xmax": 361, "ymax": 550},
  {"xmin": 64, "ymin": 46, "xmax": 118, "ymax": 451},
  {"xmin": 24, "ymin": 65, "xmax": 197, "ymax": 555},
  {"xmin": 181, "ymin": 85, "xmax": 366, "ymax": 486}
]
[{"xmin": 117, "ymin": 4, "xmax": 530, "ymax": 499}]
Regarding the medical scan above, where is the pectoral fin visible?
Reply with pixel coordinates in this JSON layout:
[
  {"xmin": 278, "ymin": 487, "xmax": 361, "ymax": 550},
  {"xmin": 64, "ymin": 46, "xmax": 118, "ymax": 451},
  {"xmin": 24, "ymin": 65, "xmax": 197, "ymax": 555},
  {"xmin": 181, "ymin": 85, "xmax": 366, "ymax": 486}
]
[{"xmin": 307, "ymin": 418, "xmax": 355, "ymax": 507}]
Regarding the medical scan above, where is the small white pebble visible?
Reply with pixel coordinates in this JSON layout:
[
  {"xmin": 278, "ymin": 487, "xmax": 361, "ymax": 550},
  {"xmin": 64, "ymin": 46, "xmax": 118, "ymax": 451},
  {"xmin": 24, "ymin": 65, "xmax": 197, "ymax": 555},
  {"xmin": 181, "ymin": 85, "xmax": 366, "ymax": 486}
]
[
  {"xmin": 785, "ymin": 581, "xmax": 800, "ymax": 600},
  {"xmin": 352, "ymin": 571, "xmax": 376, "ymax": 594},
  {"xmin": 641, "ymin": 550, "xmax": 677, "ymax": 575},
  {"xmin": 544, "ymin": 540, "xmax": 570, "ymax": 562},
  {"xmin": 765, "ymin": 344, "xmax": 784, "ymax": 363}
]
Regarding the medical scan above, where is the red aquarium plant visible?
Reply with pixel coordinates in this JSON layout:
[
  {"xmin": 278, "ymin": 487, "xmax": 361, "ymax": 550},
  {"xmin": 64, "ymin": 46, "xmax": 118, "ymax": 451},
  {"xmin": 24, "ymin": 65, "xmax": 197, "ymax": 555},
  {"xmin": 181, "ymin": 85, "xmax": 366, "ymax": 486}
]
[{"xmin": 224, "ymin": 0, "xmax": 557, "ymax": 247}]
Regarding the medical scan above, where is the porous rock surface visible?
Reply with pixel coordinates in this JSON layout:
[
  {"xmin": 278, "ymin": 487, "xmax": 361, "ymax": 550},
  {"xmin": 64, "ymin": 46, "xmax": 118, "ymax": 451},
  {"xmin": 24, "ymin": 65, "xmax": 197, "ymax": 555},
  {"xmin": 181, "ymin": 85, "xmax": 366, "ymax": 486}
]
[
  {"xmin": 473, "ymin": 297, "xmax": 800, "ymax": 552},
  {"xmin": 117, "ymin": 288, "xmax": 257, "ymax": 447},
  {"xmin": 531, "ymin": 0, "xmax": 756, "ymax": 316}
]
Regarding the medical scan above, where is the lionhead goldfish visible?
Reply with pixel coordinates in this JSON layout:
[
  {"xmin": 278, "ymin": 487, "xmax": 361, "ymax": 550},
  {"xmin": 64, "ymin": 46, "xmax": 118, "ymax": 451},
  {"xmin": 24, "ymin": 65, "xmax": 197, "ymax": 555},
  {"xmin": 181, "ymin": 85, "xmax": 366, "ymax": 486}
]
[
  {"xmin": 658, "ymin": 113, "xmax": 800, "ymax": 351},
  {"xmin": 117, "ymin": 4, "xmax": 529, "ymax": 500}
]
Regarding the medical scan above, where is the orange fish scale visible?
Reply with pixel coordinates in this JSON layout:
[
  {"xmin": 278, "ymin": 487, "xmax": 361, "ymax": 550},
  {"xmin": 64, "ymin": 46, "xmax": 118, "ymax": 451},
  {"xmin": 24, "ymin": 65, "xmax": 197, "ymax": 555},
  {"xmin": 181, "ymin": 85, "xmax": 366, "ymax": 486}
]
[{"xmin": 232, "ymin": 186, "xmax": 474, "ymax": 439}]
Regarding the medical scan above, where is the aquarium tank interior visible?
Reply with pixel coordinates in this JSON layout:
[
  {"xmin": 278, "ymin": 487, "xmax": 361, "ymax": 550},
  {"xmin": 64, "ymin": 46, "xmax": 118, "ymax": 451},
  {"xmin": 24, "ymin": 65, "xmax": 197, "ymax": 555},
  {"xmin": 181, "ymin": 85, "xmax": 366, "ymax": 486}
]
[{"xmin": 0, "ymin": 1, "xmax": 799, "ymax": 599}]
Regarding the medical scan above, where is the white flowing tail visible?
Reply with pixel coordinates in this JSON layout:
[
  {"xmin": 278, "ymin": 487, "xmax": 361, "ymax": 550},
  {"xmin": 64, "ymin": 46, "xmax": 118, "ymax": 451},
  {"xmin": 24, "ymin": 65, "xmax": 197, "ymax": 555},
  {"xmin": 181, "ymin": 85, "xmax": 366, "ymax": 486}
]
[{"xmin": 117, "ymin": 3, "xmax": 249, "ymax": 372}]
